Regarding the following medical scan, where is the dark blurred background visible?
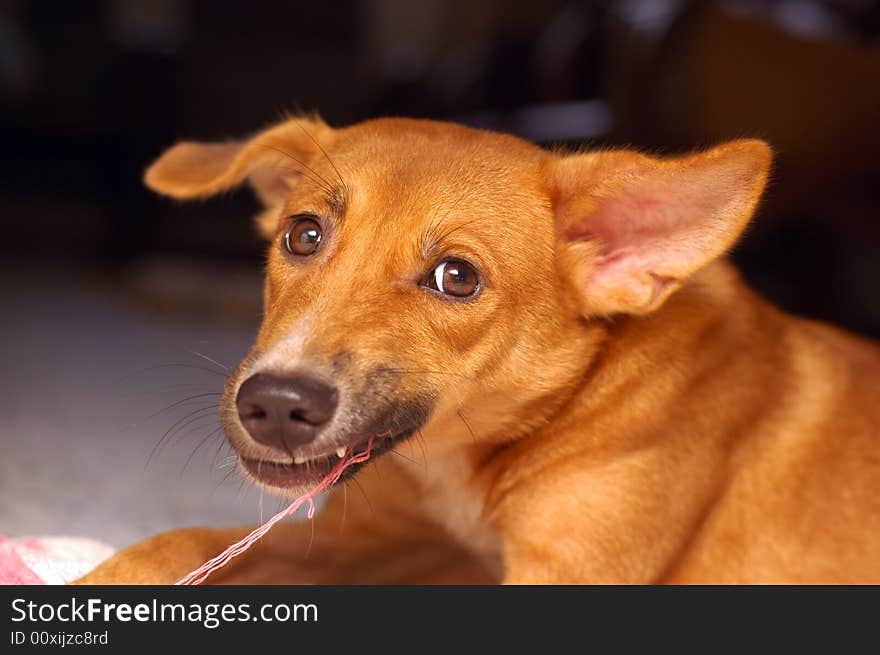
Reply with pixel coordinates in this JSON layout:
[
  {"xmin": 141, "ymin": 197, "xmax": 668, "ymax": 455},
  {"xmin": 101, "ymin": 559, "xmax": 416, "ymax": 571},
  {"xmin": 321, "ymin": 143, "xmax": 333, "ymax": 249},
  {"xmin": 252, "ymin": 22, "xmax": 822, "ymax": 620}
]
[{"xmin": 1, "ymin": 0, "xmax": 879, "ymax": 546}]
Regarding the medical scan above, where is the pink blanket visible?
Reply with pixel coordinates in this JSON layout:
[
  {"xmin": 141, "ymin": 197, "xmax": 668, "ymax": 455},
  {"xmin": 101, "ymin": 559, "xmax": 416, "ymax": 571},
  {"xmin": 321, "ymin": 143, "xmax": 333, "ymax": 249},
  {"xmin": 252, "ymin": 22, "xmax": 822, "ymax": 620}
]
[{"xmin": 0, "ymin": 536, "xmax": 115, "ymax": 585}]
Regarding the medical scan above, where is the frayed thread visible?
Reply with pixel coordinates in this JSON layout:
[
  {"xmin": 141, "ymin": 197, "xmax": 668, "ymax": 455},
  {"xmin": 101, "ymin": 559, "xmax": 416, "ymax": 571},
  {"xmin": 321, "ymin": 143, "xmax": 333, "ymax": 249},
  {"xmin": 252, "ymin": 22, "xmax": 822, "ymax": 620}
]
[{"xmin": 176, "ymin": 437, "xmax": 376, "ymax": 585}]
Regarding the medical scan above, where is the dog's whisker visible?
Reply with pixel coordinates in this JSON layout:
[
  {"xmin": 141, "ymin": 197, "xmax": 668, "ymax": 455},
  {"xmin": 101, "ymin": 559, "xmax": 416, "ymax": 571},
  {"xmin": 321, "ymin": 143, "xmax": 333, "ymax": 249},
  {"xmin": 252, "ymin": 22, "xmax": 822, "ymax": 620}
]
[
  {"xmin": 339, "ymin": 483, "xmax": 348, "ymax": 534},
  {"xmin": 146, "ymin": 406, "xmax": 220, "ymax": 467},
  {"xmin": 211, "ymin": 435, "xmax": 231, "ymax": 470},
  {"xmin": 305, "ymin": 513, "xmax": 316, "ymax": 560},
  {"xmin": 457, "ymin": 408, "xmax": 479, "ymax": 446},
  {"xmin": 348, "ymin": 477, "xmax": 374, "ymax": 517},
  {"xmin": 415, "ymin": 429, "xmax": 429, "ymax": 471},
  {"xmin": 174, "ymin": 417, "xmax": 223, "ymax": 444},
  {"xmin": 110, "ymin": 363, "xmax": 228, "ymax": 386},
  {"xmin": 402, "ymin": 438, "xmax": 424, "ymax": 469},
  {"xmin": 142, "ymin": 393, "xmax": 223, "ymax": 421},
  {"xmin": 217, "ymin": 455, "xmax": 238, "ymax": 470},
  {"xmin": 164, "ymin": 407, "xmax": 220, "ymax": 440},
  {"xmin": 185, "ymin": 348, "xmax": 230, "ymax": 372},
  {"xmin": 262, "ymin": 161, "xmax": 335, "ymax": 196},
  {"xmin": 255, "ymin": 142, "xmax": 336, "ymax": 196},
  {"xmin": 431, "ymin": 215, "xmax": 488, "ymax": 248},
  {"xmin": 214, "ymin": 462, "xmax": 240, "ymax": 496},
  {"xmin": 422, "ymin": 188, "xmax": 471, "ymax": 249},
  {"xmin": 138, "ymin": 382, "xmax": 225, "ymax": 395},
  {"xmin": 259, "ymin": 155, "xmax": 334, "ymax": 196},
  {"xmin": 235, "ymin": 477, "xmax": 248, "ymax": 503},
  {"xmin": 388, "ymin": 447, "xmax": 420, "ymax": 466},
  {"xmin": 292, "ymin": 119, "xmax": 349, "ymax": 195},
  {"xmin": 180, "ymin": 426, "xmax": 224, "ymax": 475}
]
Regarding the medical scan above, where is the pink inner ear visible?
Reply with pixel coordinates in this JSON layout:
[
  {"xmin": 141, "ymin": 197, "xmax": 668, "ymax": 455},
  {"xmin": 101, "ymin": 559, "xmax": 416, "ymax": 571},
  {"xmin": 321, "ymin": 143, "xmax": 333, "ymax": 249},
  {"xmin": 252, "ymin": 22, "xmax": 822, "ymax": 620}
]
[
  {"xmin": 555, "ymin": 140, "xmax": 769, "ymax": 313},
  {"xmin": 566, "ymin": 186, "xmax": 704, "ymax": 256},
  {"xmin": 563, "ymin": 178, "xmax": 726, "ymax": 306}
]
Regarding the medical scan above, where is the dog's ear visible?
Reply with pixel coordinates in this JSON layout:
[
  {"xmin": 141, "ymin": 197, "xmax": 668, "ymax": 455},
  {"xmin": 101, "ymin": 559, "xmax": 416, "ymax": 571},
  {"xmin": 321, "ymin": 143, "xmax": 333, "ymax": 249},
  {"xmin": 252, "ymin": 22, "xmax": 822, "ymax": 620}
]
[
  {"xmin": 144, "ymin": 116, "xmax": 333, "ymax": 237},
  {"xmin": 550, "ymin": 139, "xmax": 771, "ymax": 316}
]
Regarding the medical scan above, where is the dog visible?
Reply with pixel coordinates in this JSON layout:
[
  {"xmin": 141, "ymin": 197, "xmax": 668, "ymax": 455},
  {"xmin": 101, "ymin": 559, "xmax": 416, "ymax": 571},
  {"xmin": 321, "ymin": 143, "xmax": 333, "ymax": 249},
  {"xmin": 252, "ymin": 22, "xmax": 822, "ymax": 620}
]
[{"xmin": 77, "ymin": 115, "xmax": 880, "ymax": 584}]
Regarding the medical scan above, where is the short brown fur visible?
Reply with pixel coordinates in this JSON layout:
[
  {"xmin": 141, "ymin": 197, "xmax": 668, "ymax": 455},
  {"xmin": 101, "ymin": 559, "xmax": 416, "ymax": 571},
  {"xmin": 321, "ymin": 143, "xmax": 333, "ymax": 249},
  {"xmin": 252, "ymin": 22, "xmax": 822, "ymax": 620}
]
[{"xmin": 78, "ymin": 116, "xmax": 880, "ymax": 584}]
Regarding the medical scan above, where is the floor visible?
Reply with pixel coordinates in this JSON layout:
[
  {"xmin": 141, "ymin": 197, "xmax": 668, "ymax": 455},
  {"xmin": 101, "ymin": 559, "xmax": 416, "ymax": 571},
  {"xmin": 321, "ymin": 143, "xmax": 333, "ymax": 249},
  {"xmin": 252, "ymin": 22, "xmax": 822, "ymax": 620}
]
[{"xmin": 0, "ymin": 268, "xmax": 296, "ymax": 549}]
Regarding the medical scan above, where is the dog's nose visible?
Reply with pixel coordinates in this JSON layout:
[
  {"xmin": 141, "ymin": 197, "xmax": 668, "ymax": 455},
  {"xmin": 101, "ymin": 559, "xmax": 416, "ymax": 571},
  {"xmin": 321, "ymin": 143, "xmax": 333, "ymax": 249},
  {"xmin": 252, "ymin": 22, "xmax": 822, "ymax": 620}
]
[{"xmin": 235, "ymin": 373, "xmax": 339, "ymax": 451}]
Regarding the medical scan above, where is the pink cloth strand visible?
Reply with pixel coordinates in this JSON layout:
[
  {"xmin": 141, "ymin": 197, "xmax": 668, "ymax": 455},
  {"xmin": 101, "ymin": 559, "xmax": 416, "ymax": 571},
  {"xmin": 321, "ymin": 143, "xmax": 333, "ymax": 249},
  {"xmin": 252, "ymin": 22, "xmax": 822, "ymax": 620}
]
[{"xmin": 176, "ymin": 437, "xmax": 376, "ymax": 585}]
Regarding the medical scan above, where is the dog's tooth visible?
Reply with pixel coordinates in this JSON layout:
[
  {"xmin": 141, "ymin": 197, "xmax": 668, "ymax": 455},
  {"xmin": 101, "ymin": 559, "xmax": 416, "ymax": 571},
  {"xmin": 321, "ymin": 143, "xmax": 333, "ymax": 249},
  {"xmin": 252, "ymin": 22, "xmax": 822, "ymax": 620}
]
[
  {"xmin": 336, "ymin": 447, "xmax": 346, "ymax": 459},
  {"xmin": 294, "ymin": 455, "xmax": 306, "ymax": 465}
]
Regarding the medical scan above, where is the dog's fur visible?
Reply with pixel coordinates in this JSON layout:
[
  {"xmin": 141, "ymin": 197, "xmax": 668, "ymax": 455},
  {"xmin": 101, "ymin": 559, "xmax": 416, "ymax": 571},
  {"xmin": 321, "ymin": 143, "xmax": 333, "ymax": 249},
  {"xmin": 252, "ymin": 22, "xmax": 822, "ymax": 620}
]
[{"xmin": 78, "ymin": 116, "xmax": 880, "ymax": 584}]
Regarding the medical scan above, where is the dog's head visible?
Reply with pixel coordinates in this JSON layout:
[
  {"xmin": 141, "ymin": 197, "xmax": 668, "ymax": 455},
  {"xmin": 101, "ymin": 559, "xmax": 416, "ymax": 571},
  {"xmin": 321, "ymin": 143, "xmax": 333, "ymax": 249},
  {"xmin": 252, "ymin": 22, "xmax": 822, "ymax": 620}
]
[{"xmin": 146, "ymin": 116, "xmax": 770, "ymax": 494}]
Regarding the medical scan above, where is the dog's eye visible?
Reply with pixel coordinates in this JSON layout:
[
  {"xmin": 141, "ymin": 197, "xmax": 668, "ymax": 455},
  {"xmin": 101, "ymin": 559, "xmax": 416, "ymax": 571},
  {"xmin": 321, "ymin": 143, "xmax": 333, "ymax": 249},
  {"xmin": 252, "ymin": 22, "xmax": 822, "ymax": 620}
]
[
  {"xmin": 284, "ymin": 216, "xmax": 322, "ymax": 256},
  {"xmin": 424, "ymin": 259, "xmax": 480, "ymax": 298}
]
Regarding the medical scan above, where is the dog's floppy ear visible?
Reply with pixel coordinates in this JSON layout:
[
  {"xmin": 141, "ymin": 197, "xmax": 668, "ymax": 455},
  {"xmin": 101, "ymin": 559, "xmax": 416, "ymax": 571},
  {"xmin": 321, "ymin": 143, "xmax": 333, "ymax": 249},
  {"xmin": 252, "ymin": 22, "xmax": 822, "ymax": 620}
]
[
  {"xmin": 550, "ymin": 139, "xmax": 771, "ymax": 316},
  {"xmin": 144, "ymin": 116, "xmax": 333, "ymax": 236}
]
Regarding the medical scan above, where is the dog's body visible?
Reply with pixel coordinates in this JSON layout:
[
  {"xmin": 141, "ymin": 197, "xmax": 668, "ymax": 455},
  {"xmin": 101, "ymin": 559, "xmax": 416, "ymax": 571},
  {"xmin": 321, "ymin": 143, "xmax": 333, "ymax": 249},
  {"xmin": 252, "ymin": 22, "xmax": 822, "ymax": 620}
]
[{"xmin": 78, "ymin": 117, "xmax": 880, "ymax": 584}]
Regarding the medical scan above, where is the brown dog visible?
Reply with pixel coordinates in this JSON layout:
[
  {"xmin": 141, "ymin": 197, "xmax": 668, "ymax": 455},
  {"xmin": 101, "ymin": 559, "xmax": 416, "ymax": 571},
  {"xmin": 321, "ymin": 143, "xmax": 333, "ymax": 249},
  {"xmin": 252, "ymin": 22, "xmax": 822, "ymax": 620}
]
[{"xmin": 78, "ymin": 116, "xmax": 880, "ymax": 584}]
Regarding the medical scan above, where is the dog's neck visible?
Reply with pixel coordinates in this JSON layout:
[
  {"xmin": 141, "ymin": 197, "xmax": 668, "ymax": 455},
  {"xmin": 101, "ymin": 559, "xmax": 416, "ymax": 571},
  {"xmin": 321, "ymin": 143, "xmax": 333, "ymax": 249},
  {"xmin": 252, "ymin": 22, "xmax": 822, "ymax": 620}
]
[
  {"xmin": 418, "ymin": 260, "xmax": 789, "ymax": 574},
  {"xmin": 559, "ymin": 260, "xmax": 781, "ymax": 449}
]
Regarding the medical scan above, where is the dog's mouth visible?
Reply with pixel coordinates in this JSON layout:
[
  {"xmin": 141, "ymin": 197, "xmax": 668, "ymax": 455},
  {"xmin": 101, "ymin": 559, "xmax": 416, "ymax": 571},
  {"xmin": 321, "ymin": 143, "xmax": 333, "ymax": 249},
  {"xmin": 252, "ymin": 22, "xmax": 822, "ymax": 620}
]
[{"xmin": 238, "ymin": 429, "xmax": 416, "ymax": 490}]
